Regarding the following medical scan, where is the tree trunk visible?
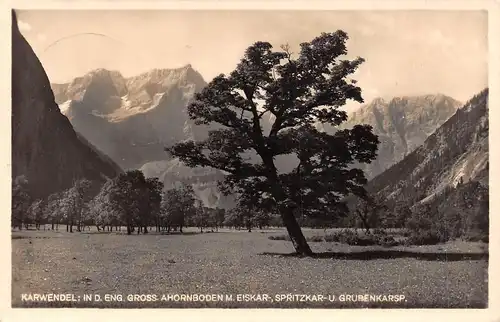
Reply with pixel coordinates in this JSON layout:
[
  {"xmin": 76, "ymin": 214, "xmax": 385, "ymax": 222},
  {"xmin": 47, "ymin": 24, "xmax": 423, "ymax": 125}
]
[
  {"xmin": 127, "ymin": 225, "xmax": 131, "ymax": 235},
  {"xmin": 260, "ymin": 153, "xmax": 314, "ymax": 256},
  {"xmin": 267, "ymin": 178, "xmax": 313, "ymax": 255},
  {"xmin": 356, "ymin": 212, "xmax": 370, "ymax": 234},
  {"xmin": 144, "ymin": 226, "xmax": 148, "ymax": 234},
  {"xmin": 280, "ymin": 209, "xmax": 313, "ymax": 256}
]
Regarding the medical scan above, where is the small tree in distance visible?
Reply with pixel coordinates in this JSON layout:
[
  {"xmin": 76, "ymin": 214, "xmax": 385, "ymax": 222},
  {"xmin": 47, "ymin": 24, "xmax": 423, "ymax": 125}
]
[
  {"xmin": 162, "ymin": 184, "xmax": 195, "ymax": 233},
  {"xmin": 353, "ymin": 195, "xmax": 388, "ymax": 233},
  {"xmin": 166, "ymin": 31, "xmax": 379, "ymax": 256}
]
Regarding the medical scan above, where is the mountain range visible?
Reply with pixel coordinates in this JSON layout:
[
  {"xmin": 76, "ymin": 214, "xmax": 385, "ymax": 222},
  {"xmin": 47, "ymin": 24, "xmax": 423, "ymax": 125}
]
[
  {"xmin": 50, "ymin": 66, "xmax": 467, "ymax": 207},
  {"xmin": 11, "ymin": 11, "xmax": 122, "ymax": 200}
]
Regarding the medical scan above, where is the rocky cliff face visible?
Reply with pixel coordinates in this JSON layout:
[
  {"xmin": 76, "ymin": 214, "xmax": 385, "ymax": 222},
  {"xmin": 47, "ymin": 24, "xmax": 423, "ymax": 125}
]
[
  {"xmin": 339, "ymin": 94, "xmax": 462, "ymax": 179},
  {"xmin": 367, "ymin": 89, "xmax": 488, "ymax": 207},
  {"xmin": 11, "ymin": 11, "xmax": 122, "ymax": 199},
  {"xmin": 53, "ymin": 66, "xmax": 208, "ymax": 170}
]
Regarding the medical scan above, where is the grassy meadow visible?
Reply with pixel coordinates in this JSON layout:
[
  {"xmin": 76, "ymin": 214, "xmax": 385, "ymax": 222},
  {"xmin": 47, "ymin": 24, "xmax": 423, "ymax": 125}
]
[{"xmin": 12, "ymin": 227, "xmax": 488, "ymax": 308}]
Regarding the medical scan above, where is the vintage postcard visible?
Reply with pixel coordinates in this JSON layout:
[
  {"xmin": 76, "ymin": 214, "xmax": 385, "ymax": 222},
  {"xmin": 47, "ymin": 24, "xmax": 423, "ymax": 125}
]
[{"xmin": 3, "ymin": 0, "xmax": 499, "ymax": 321}]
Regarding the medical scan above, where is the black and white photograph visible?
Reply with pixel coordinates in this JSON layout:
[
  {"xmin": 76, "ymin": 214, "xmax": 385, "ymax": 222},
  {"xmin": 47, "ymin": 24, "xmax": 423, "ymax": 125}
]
[{"xmin": 8, "ymin": 3, "xmax": 495, "ymax": 314}]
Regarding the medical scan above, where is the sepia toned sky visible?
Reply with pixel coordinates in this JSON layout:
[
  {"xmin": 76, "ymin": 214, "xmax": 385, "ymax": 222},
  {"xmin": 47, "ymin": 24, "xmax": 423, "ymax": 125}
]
[{"xmin": 16, "ymin": 10, "xmax": 488, "ymax": 110}]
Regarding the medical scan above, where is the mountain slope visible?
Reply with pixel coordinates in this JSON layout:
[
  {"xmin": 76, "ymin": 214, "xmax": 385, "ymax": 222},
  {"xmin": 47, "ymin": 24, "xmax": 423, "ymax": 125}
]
[
  {"xmin": 366, "ymin": 89, "xmax": 489, "ymax": 207},
  {"xmin": 139, "ymin": 159, "xmax": 236, "ymax": 209},
  {"xmin": 339, "ymin": 94, "xmax": 462, "ymax": 179},
  {"xmin": 11, "ymin": 11, "xmax": 122, "ymax": 200}
]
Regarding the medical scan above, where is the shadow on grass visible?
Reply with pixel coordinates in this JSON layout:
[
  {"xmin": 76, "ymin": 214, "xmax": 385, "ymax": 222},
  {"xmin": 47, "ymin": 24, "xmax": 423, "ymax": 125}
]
[
  {"xmin": 160, "ymin": 231, "xmax": 203, "ymax": 236},
  {"xmin": 78, "ymin": 230, "xmax": 224, "ymax": 236},
  {"xmin": 11, "ymin": 236, "xmax": 53, "ymax": 240},
  {"xmin": 158, "ymin": 231, "xmax": 229, "ymax": 236},
  {"xmin": 260, "ymin": 250, "xmax": 488, "ymax": 261}
]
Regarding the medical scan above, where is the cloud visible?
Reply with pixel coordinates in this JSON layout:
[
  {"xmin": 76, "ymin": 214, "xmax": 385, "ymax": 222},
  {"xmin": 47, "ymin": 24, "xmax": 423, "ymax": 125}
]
[
  {"xmin": 17, "ymin": 20, "xmax": 32, "ymax": 32},
  {"xmin": 37, "ymin": 33, "xmax": 47, "ymax": 42}
]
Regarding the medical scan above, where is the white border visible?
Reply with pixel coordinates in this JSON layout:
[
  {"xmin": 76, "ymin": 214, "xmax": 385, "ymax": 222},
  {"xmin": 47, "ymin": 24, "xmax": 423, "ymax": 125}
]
[{"xmin": 1, "ymin": 1, "xmax": 499, "ymax": 321}]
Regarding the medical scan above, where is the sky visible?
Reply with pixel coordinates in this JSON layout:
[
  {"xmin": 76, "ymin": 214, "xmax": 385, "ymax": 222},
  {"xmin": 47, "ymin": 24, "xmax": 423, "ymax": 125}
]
[{"xmin": 16, "ymin": 10, "xmax": 488, "ymax": 111}]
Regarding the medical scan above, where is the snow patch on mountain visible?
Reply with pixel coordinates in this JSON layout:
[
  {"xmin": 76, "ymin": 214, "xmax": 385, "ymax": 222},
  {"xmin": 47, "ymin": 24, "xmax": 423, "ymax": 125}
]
[{"xmin": 59, "ymin": 100, "xmax": 72, "ymax": 114}]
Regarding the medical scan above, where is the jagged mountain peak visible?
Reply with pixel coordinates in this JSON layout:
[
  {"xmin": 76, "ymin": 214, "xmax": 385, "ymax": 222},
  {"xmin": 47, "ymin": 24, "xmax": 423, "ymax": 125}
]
[
  {"xmin": 342, "ymin": 93, "xmax": 462, "ymax": 179},
  {"xmin": 352, "ymin": 94, "xmax": 459, "ymax": 117},
  {"xmin": 348, "ymin": 94, "xmax": 461, "ymax": 129},
  {"xmin": 55, "ymin": 68, "xmax": 128, "ymax": 104},
  {"xmin": 145, "ymin": 63, "xmax": 194, "ymax": 75},
  {"xmin": 127, "ymin": 64, "xmax": 206, "ymax": 92},
  {"xmin": 388, "ymin": 93, "xmax": 462, "ymax": 109},
  {"xmin": 67, "ymin": 68, "xmax": 127, "ymax": 90},
  {"xmin": 52, "ymin": 64, "xmax": 206, "ymax": 105},
  {"xmin": 131, "ymin": 64, "xmax": 203, "ymax": 82},
  {"xmin": 86, "ymin": 68, "xmax": 124, "ymax": 78}
]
